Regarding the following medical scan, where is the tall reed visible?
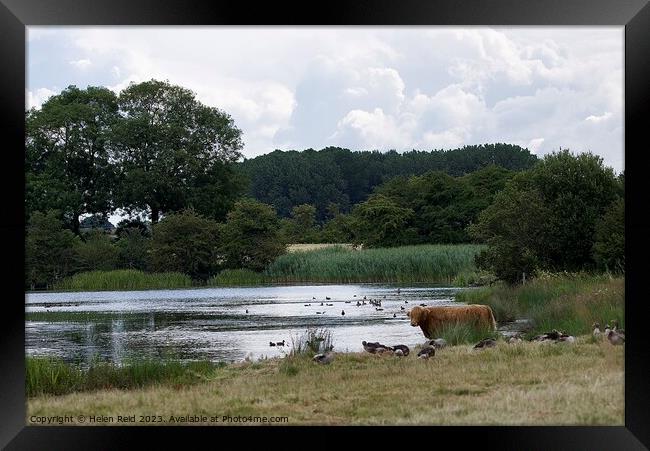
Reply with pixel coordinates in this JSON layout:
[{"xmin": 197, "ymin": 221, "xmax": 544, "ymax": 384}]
[{"xmin": 53, "ymin": 269, "xmax": 194, "ymax": 291}]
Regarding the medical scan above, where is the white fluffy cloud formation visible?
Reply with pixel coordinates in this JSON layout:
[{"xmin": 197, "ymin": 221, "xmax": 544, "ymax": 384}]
[{"xmin": 27, "ymin": 27, "xmax": 623, "ymax": 171}]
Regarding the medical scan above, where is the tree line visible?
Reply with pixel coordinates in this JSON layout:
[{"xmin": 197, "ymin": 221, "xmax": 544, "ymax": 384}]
[
  {"xmin": 240, "ymin": 144, "xmax": 539, "ymax": 220},
  {"xmin": 25, "ymin": 80, "xmax": 624, "ymax": 289}
]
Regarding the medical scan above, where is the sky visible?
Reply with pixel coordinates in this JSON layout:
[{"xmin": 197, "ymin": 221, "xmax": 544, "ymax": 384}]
[{"xmin": 27, "ymin": 26, "xmax": 624, "ymax": 176}]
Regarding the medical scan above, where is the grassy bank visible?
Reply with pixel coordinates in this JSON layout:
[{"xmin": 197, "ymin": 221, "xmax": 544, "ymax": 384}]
[
  {"xmin": 456, "ymin": 273, "xmax": 624, "ymax": 338},
  {"xmin": 209, "ymin": 244, "xmax": 486, "ymax": 286},
  {"xmin": 28, "ymin": 339, "xmax": 623, "ymax": 425},
  {"xmin": 52, "ymin": 269, "xmax": 194, "ymax": 291},
  {"xmin": 26, "ymin": 357, "xmax": 224, "ymax": 397}
]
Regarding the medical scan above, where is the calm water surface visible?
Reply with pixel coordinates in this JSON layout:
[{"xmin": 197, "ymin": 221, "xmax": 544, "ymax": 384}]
[{"xmin": 26, "ymin": 284, "xmax": 470, "ymax": 365}]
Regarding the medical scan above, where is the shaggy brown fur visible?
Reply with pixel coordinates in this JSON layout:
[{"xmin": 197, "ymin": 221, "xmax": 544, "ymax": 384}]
[{"xmin": 407, "ymin": 305, "xmax": 497, "ymax": 339}]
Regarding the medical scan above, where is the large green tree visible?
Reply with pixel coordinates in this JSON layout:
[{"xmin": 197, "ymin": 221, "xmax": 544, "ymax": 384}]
[
  {"xmin": 219, "ymin": 199, "xmax": 286, "ymax": 271},
  {"xmin": 592, "ymin": 197, "xmax": 625, "ymax": 272},
  {"xmin": 113, "ymin": 80, "xmax": 244, "ymax": 223},
  {"xmin": 26, "ymin": 86, "xmax": 119, "ymax": 234},
  {"xmin": 470, "ymin": 150, "xmax": 621, "ymax": 283},
  {"xmin": 25, "ymin": 211, "xmax": 80, "ymax": 289}
]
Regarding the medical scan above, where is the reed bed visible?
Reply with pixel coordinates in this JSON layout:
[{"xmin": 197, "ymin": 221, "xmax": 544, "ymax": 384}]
[
  {"xmin": 263, "ymin": 244, "xmax": 484, "ymax": 284},
  {"xmin": 53, "ymin": 270, "xmax": 194, "ymax": 291},
  {"xmin": 456, "ymin": 273, "xmax": 624, "ymax": 338}
]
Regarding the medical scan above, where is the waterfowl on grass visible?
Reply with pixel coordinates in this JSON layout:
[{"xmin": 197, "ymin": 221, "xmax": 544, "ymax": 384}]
[
  {"xmin": 417, "ymin": 346, "xmax": 435, "ymax": 359},
  {"xmin": 362, "ymin": 341, "xmax": 392, "ymax": 354},
  {"xmin": 313, "ymin": 351, "xmax": 335, "ymax": 364},
  {"xmin": 473, "ymin": 338, "xmax": 497, "ymax": 350},
  {"xmin": 391, "ymin": 344, "xmax": 410, "ymax": 356},
  {"xmin": 428, "ymin": 338, "xmax": 447, "ymax": 349},
  {"xmin": 592, "ymin": 322, "xmax": 601, "ymax": 338},
  {"xmin": 532, "ymin": 329, "xmax": 562, "ymax": 342},
  {"xmin": 611, "ymin": 320, "xmax": 624, "ymax": 336},
  {"xmin": 607, "ymin": 330, "xmax": 625, "ymax": 345}
]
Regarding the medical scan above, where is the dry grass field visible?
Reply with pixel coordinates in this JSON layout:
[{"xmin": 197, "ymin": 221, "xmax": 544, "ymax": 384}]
[{"xmin": 27, "ymin": 337, "xmax": 623, "ymax": 426}]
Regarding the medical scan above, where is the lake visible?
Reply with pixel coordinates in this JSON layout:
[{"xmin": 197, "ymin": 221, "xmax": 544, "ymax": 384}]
[{"xmin": 26, "ymin": 284, "xmax": 470, "ymax": 365}]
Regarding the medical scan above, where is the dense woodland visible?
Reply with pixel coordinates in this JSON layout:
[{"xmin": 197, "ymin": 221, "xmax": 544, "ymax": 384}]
[
  {"xmin": 240, "ymin": 144, "xmax": 538, "ymax": 220},
  {"xmin": 25, "ymin": 81, "xmax": 624, "ymax": 289}
]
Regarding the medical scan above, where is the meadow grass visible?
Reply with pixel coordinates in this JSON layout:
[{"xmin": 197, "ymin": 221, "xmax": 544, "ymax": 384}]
[
  {"xmin": 435, "ymin": 323, "xmax": 499, "ymax": 346},
  {"xmin": 26, "ymin": 356, "xmax": 224, "ymax": 397},
  {"xmin": 263, "ymin": 244, "xmax": 485, "ymax": 285},
  {"xmin": 52, "ymin": 269, "xmax": 194, "ymax": 292},
  {"xmin": 456, "ymin": 273, "xmax": 624, "ymax": 338},
  {"xmin": 27, "ymin": 339, "xmax": 624, "ymax": 425}
]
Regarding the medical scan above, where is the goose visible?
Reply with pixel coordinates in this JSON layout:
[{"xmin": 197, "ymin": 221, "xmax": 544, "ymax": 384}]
[
  {"xmin": 393, "ymin": 313, "xmax": 396, "ymax": 318},
  {"xmin": 592, "ymin": 322, "xmax": 601, "ymax": 338},
  {"xmin": 397, "ymin": 288, "xmax": 401, "ymax": 294},
  {"xmin": 532, "ymin": 329, "xmax": 562, "ymax": 342},
  {"xmin": 376, "ymin": 347, "xmax": 394, "ymax": 355},
  {"xmin": 391, "ymin": 344, "xmax": 410, "ymax": 356},
  {"xmin": 269, "ymin": 342, "xmax": 276, "ymax": 347},
  {"xmin": 363, "ymin": 296, "xmax": 367, "ymax": 300},
  {"xmin": 313, "ymin": 351, "xmax": 335, "ymax": 364},
  {"xmin": 276, "ymin": 340, "xmax": 285, "ymax": 346},
  {"xmin": 246, "ymin": 309, "xmax": 249, "ymax": 314},
  {"xmin": 404, "ymin": 300, "xmax": 408, "ymax": 304},
  {"xmin": 304, "ymin": 304, "xmax": 311, "ymax": 307},
  {"xmin": 326, "ymin": 303, "xmax": 334, "ymax": 306},
  {"xmin": 362, "ymin": 341, "xmax": 391, "ymax": 354},
  {"xmin": 320, "ymin": 302, "xmax": 324, "ymax": 306},
  {"xmin": 400, "ymin": 306, "xmax": 405, "ymax": 310},
  {"xmin": 419, "ymin": 303, "xmax": 426, "ymax": 307},
  {"xmin": 428, "ymin": 338, "xmax": 447, "ymax": 349},
  {"xmin": 326, "ymin": 297, "xmax": 331, "ymax": 300},
  {"xmin": 312, "ymin": 297, "xmax": 316, "ymax": 300},
  {"xmin": 611, "ymin": 320, "xmax": 625, "ymax": 336},
  {"xmin": 353, "ymin": 295, "xmax": 357, "ymax": 297},
  {"xmin": 356, "ymin": 301, "xmax": 361, "ymax": 307},
  {"xmin": 558, "ymin": 334, "xmax": 576, "ymax": 344},
  {"xmin": 345, "ymin": 301, "xmax": 351, "ymax": 304},
  {"xmin": 316, "ymin": 311, "xmax": 324, "ymax": 315},
  {"xmin": 341, "ymin": 310, "xmax": 345, "ymax": 316},
  {"xmin": 604, "ymin": 324, "xmax": 612, "ymax": 338},
  {"xmin": 473, "ymin": 338, "xmax": 497, "ymax": 350},
  {"xmin": 607, "ymin": 330, "xmax": 625, "ymax": 345},
  {"xmin": 417, "ymin": 346, "xmax": 435, "ymax": 359},
  {"xmin": 375, "ymin": 308, "xmax": 384, "ymax": 311}
]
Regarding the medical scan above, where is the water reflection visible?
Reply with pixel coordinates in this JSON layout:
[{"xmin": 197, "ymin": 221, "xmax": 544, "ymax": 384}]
[{"xmin": 26, "ymin": 284, "xmax": 470, "ymax": 365}]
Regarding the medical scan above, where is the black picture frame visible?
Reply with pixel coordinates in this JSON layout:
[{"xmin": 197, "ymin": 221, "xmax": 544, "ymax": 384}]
[{"xmin": 2, "ymin": 0, "xmax": 649, "ymax": 448}]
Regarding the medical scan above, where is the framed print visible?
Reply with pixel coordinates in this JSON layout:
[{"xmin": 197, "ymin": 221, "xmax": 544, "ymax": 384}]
[{"xmin": 2, "ymin": 0, "xmax": 649, "ymax": 448}]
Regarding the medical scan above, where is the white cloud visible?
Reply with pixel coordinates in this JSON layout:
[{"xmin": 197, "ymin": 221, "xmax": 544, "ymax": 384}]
[
  {"xmin": 27, "ymin": 27, "xmax": 624, "ymax": 171},
  {"xmin": 585, "ymin": 112, "xmax": 613, "ymax": 123},
  {"xmin": 69, "ymin": 58, "xmax": 92, "ymax": 70},
  {"xmin": 26, "ymin": 87, "xmax": 56, "ymax": 109}
]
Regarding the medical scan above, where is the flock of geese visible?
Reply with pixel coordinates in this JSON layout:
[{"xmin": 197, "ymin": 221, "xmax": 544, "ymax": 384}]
[{"xmin": 265, "ymin": 291, "xmax": 625, "ymax": 362}]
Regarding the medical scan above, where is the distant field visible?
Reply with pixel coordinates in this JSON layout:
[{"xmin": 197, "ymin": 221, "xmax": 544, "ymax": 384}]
[
  {"xmin": 286, "ymin": 243, "xmax": 359, "ymax": 253},
  {"xmin": 27, "ymin": 339, "xmax": 623, "ymax": 425}
]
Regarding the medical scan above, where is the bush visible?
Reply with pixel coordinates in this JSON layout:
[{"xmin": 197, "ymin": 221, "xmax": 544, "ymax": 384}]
[{"xmin": 149, "ymin": 209, "xmax": 220, "ymax": 281}]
